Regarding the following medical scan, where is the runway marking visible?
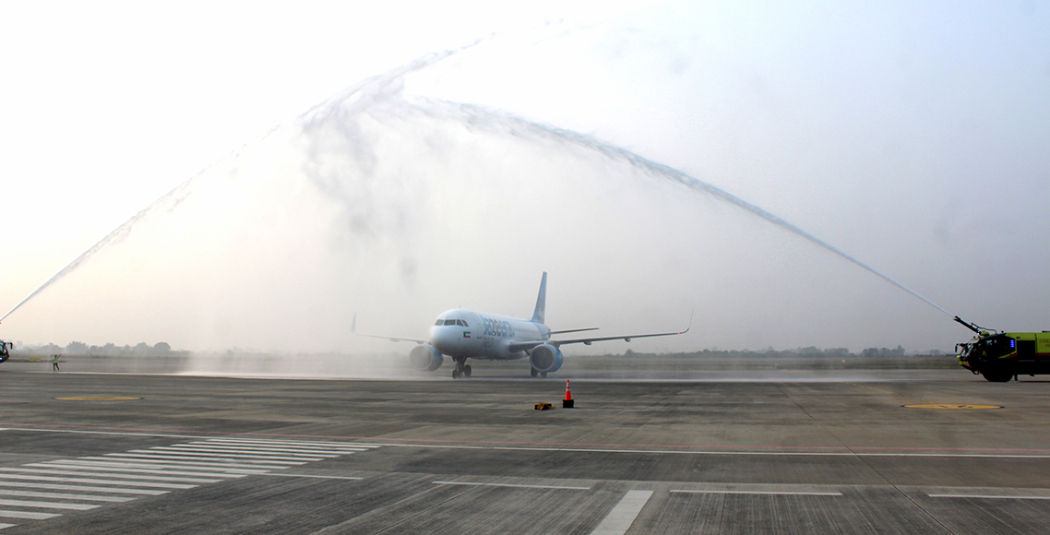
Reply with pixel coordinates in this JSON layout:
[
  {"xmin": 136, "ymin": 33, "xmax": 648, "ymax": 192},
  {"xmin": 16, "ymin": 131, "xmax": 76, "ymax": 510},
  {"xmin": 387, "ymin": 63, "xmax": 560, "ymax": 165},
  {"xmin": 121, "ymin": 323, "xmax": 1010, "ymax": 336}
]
[
  {"xmin": 0, "ymin": 489, "xmax": 135, "ymax": 502},
  {"xmin": 24, "ymin": 462, "xmax": 247, "ymax": 480},
  {"xmin": 13, "ymin": 426, "xmax": 1050, "ymax": 458},
  {"xmin": 903, "ymin": 404, "xmax": 1002, "ymax": 410},
  {"xmin": 261, "ymin": 474, "xmax": 365, "ymax": 480},
  {"xmin": 929, "ymin": 494, "xmax": 1050, "ymax": 500},
  {"xmin": 0, "ymin": 467, "xmax": 222, "ymax": 484},
  {"xmin": 670, "ymin": 489, "xmax": 842, "ymax": 496},
  {"xmin": 925, "ymin": 487, "xmax": 1050, "ymax": 500},
  {"xmin": 433, "ymin": 481, "xmax": 591, "ymax": 490},
  {"xmin": 145, "ymin": 446, "xmax": 330, "ymax": 461},
  {"xmin": 486, "ymin": 445, "xmax": 1050, "ymax": 459},
  {"xmin": 0, "ymin": 523, "xmax": 14, "ymax": 530},
  {"xmin": 0, "ymin": 499, "xmax": 99, "ymax": 511},
  {"xmin": 49, "ymin": 459, "xmax": 270, "ymax": 475},
  {"xmin": 112, "ymin": 452, "xmax": 310, "ymax": 465},
  {"xmin": 589, "ymin": 490, "xmax": 653, "ymax": 535},
  {"xmin": 0, "ymin": 481, "xmax": 168, "ymax": 495},
  {"xmin": 206, "ymin": 438, "xmax": 382, "ymax": 449},
  {"xmin": 185, "ymin": 442, "xmax": 364, "ymax": 455},
  {"xmin": 0, "ymin": 474, "xmax": 198, "ymax": 489},
  {"xmin": 0, "ymin": 510, "xmax": 61, "ymax": 520},
  {"xmin": 0, "ymin": 438, "xmax": 379, "ymax": 531},
  {"xmin": 54, "ymin": 396, "xmax": 141, "ymax": 401}
]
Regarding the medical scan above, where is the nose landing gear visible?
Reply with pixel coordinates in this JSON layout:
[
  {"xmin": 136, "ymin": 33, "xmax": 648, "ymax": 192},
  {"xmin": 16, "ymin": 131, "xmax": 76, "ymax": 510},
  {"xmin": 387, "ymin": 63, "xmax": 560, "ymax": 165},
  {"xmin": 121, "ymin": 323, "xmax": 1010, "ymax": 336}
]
[{"xmin": 452, "ymin": 358, "xmax": 471, "ymax": 379}]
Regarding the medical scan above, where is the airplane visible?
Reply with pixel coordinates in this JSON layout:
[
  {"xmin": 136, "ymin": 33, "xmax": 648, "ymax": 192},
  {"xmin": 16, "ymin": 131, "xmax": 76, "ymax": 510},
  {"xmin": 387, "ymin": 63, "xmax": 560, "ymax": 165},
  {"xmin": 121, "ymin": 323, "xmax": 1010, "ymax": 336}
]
[{"xmin": 353, "ymin": 272, "xmax": 691, "ymax": 378}]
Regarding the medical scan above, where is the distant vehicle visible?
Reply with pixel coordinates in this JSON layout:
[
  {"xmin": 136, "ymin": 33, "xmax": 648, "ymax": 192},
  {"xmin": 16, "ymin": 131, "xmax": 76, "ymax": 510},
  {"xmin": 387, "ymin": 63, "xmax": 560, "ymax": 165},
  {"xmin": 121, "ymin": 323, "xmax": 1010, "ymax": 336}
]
[
  {"xmin": 955, "ymin": 316, "xmax": 1050, "ymax": 382},
  {"xmin": 354, "ymin": 272, "xmax": 690, "ymax": 378},
  {"xmin": 0, "ymin": 339, "xmax": 12, "ymax": 364}
]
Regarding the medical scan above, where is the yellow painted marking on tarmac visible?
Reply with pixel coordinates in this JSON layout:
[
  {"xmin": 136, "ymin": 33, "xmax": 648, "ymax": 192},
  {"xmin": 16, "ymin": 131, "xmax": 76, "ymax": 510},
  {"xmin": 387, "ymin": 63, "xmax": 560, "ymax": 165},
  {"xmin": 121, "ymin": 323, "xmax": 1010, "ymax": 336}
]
[
  {"xmin": 850, "ymin": 383, "xmax": 975, "ymax": 407},
  {"xmin": 903, "ymin": 404, "xmax": 1001, "ymax": 410},
  {"xmin": 55, "ymin": 396, "xmax": 142, "ymax": 401}
]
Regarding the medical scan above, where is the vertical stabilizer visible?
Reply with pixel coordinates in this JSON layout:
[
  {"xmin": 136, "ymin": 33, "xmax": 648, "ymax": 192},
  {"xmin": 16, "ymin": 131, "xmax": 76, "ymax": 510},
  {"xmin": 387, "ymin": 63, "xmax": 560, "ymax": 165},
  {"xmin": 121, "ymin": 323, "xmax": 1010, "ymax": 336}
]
[{"xmin": 531, "ymin": 272, "xmax": 547, "ymax": 324}]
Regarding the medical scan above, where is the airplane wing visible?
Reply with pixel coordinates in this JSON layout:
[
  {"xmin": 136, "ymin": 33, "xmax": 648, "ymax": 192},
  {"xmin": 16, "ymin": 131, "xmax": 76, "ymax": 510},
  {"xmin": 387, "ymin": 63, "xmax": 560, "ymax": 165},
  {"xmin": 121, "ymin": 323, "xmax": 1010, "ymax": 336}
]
[
  {"xmin": 351, "ymin": 313, "xmax": 427, "ymax": 344},
  {"xmin": 549, "ymin": 327, "xmax": 599, "ymax": 335},
  {"xmin": 509, "ymin": 315, "xmax": 692, "ymax": 352},
  {"xmin": 551, "ymin": 326, "xmax": 690, "ymax": 347}
]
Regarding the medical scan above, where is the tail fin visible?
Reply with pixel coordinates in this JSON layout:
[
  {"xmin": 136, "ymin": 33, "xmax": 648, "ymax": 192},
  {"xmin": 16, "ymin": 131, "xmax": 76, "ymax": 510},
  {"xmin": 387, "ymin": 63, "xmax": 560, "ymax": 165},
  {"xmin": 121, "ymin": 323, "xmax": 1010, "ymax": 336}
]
[{"xmin": 531, "ymin": 272, "xmax": 547, "ymax": 324}]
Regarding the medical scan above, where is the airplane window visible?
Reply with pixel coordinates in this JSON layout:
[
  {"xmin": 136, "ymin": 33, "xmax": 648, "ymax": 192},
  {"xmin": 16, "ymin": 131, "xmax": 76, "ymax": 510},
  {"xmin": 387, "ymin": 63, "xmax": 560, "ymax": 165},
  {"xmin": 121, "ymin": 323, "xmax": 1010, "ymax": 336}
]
[
  {"xmin": 435, "ymin": 320, "xmax": 444, "ymax": 326},
  {"xmin": 444, "ymin": 319, "xmax": 457, "ymax": 326},
  {"xmin": 458, "ymin": 320, "xmax": 468, "ymax": 327}
]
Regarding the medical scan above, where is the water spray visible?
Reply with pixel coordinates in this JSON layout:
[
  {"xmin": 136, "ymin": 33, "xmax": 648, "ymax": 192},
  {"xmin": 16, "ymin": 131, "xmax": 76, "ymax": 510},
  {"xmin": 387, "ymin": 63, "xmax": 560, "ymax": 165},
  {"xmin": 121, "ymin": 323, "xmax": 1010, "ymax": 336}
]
[
  {"xmin": 415, "ymin": 97, "xmax": 957, "ymax": 320},
  {"xmin": 1, "ymin": 36, "xmax": 958, "ymax": 330}
]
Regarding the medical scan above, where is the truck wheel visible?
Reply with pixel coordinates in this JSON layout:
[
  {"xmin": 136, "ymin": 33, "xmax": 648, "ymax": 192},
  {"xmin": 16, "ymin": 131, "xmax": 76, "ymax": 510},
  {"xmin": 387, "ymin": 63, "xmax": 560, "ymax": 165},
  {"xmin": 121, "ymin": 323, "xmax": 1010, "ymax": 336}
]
[{"xmin": 982, "ymin": 370, "xmax": 1013, "ymax": 382}]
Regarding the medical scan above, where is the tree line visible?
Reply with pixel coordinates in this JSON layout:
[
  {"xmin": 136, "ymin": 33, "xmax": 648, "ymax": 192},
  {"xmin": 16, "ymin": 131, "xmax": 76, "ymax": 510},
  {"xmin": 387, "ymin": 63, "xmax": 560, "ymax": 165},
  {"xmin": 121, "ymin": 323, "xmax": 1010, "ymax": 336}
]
[{"xmin": 12, "ymin": 341, "xmax": 187, "ymax": 357}]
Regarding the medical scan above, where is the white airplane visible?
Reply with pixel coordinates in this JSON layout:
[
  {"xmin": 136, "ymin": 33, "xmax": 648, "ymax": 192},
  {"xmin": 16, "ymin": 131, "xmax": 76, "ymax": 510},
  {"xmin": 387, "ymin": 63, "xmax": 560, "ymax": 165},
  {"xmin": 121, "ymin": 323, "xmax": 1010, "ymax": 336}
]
[{"xmin": 353, "ymin": 272, "xmax": 691, "ymax": 378}]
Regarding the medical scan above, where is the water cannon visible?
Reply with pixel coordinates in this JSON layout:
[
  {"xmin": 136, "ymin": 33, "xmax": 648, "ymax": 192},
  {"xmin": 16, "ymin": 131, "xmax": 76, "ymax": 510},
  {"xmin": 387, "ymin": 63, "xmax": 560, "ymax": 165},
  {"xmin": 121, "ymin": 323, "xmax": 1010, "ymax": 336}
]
[{"xmin": 954, "ymin": 316, "xmax": 995, "ymax": 336}]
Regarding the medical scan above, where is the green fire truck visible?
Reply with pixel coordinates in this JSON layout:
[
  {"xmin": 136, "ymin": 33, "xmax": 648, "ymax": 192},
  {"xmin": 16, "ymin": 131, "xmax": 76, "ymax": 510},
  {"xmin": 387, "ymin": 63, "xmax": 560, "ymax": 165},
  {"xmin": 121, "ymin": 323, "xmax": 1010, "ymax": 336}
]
[{"xmin": 955, "ymin": 317, "xmax": 1050, "ymax": 382}]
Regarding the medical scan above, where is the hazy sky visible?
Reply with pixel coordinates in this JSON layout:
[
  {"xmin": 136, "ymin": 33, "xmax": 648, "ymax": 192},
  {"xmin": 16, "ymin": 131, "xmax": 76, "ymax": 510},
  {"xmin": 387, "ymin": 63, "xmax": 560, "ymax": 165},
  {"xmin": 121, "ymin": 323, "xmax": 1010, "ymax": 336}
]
[{"xmin": 2, "ymin": 1, "xmax": 1049, "ymax": 353}]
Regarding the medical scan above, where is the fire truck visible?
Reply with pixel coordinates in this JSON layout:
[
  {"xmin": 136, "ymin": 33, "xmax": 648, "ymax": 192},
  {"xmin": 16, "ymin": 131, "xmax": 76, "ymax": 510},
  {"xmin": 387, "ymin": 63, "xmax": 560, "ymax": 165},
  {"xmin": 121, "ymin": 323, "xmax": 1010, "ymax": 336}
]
[
  {"xmin": 0, "ymin": 338, "xmax": 12, "ymax": 364},
  {"xmin": 955, "ymin": 317, "xmax": 1050, "ymax": 382}
]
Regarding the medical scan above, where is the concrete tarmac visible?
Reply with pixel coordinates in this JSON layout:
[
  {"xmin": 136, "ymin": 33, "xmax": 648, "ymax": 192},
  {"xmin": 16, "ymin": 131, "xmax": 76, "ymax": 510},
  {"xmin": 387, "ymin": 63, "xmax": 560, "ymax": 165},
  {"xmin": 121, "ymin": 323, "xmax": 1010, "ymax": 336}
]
[{"xmin": 1, "ymin": 360, "xmax": 1049, "ymax": 534}]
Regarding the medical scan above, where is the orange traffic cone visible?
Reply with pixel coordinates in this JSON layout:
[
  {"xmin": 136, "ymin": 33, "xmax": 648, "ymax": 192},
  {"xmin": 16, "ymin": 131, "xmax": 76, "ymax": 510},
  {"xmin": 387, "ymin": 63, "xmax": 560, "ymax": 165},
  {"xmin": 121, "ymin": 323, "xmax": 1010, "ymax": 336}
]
[{"xmin": 563, "ymin": 379, "xmax": 574, "ymax": 408}]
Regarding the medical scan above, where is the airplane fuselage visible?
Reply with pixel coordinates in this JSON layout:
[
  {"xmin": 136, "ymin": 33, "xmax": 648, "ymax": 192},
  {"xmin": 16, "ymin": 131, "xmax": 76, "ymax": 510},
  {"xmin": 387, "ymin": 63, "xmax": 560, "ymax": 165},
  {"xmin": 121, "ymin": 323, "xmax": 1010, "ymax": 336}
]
[{"xmin": 430, "ymin": 309, "xmax": 550, "ymax": 360}]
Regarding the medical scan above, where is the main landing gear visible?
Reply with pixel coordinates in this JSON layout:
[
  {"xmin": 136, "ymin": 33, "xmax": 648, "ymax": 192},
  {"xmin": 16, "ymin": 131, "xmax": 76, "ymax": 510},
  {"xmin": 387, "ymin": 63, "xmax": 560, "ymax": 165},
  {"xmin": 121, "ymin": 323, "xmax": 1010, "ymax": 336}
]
[
  {"xmin": 530, "ymin": 368, "xmax": 547, "ymax": 378},
  {"xmin": 452, "ymin": 358, "xmax": 472, "ymax": 379}
]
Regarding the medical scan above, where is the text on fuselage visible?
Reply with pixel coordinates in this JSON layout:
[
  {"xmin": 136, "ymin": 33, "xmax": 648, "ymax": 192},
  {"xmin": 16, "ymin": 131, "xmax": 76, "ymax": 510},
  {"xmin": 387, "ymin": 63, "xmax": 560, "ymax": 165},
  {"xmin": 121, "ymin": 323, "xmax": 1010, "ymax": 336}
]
[{"xmin": 481, "ymin": 317, "xmax": 515, "ymax": 338}]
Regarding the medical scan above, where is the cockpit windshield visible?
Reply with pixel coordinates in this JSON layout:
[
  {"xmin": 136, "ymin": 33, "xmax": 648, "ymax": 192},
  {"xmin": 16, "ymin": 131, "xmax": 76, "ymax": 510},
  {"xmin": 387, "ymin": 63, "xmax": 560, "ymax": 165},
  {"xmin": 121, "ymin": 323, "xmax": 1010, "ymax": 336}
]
[{"xmin": 438, "ymin": 319, "xmax": 469, "ymax": 327}]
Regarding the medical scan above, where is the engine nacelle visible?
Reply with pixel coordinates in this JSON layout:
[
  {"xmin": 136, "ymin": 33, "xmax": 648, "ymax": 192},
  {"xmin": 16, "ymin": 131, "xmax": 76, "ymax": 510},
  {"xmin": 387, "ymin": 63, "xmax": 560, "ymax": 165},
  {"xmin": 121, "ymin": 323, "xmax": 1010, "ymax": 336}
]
[
  {"xmin": 529, "ymin": 344, "xmax": 563, "ymax": 373},
  {"xmin": 409, "ymin": 344, "xmax": 443, "ymax": 372}
]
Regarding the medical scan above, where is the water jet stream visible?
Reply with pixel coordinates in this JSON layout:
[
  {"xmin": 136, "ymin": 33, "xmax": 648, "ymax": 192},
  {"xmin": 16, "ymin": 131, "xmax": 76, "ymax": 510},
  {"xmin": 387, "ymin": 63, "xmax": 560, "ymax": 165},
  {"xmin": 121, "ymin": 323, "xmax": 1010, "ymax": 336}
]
[
  {"xmin": 2, "ymin": 40, "xmax": 954, "ymax": 325},
  {"xmin": 413, "ymin": 97, "xmax": 954, "ymax": 318}
]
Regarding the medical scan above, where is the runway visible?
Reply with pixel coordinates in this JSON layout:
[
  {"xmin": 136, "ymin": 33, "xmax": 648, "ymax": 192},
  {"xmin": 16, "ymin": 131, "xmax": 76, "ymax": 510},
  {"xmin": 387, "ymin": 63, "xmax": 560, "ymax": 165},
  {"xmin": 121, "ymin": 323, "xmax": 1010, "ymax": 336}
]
[{"xmin": 1, "ymin": 361, "xmax": 1049, "ymax": 534}]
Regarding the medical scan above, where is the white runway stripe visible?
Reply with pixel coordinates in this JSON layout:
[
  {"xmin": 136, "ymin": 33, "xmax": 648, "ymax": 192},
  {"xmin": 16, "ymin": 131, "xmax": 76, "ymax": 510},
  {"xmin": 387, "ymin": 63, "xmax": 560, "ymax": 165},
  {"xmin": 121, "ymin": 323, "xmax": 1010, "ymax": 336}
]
[
  {"xmin": 107, "ymin": 452, "xmax": 306, "ymax": 465},
  {"xmin": 670, "ymin": 489, "xmax": 842, "ymax": 496},
  {"xmin": 0, "ymin": 480, "xmax": 168, "ymax": 495},
  {"xmin": 56, "ymin": 459, "xmax": 270, "ymax": 475},
  {"xmin": 85, "ymin": 454, "xmax": 279, "ymax": 468},
  {"xmin": 262, "ymin": 474, "xmax": 365, "ymax": 480},
  {"xmin": 205, "ymin": 438, "xmax": 380, "ymax": 449},
  {"xmin": 590, "ymin": 490, "xmax": 654, "ymax": 535},
  {"xmin": 434, "ymin": 481, "xmax": 591, "ymax": 490},
  {"xmin": 184, "ymin": 444, "xmax": 365, "ymax": 455},
  {"xmin": 189, "ymin": 439, "xmax": 366, "ymax": 450},
  {"xmin": 0, "ymin": 467, "xmax": 220, "ymax": 484},
  {"xmin": 0, "ymin": 499, "xmax": 98, "ymax": 511},
  {"xmin": 0, "ymin": 474, "xmax": 197, "ymax": 489},
  {"xmin": 0, "ymin": 489, "xmax": 135, "ymax": 503},
  {"xmin": 929, "ymin": 494, "xmax": 1050, "ymax": 500},
  {"xmin": 152, "ymin": 447, "xmax": 333, "ymax": 459},
  {"xmin": 31, "ymin": 462, "xmax": 247, "ymax": 479},
  {"xmin": 155, "ymin": 445, "xmax": 335, "ymax": 457},
  {"xmin": 0, "ymin": 436, "xmax": 377, "ymax": 530},
  {"xmin": 0, "ymin": 510, "xmax": 61, "ymax": 520},
  {"xmin": 129, "ymin": 448, "xmax": 323, "ymax": 462}
]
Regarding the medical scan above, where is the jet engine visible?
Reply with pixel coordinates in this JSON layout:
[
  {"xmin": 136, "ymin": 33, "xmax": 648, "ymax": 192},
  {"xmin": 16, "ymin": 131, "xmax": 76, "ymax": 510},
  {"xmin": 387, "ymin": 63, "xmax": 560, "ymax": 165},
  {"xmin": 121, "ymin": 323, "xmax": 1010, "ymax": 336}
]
[
  {"xmin": 409, "ymin": 344, "xmax": 443, "ymax": 372},
  {"xmin": 529, "ymin": 344, "xmax": 563, "ymax": 373}
]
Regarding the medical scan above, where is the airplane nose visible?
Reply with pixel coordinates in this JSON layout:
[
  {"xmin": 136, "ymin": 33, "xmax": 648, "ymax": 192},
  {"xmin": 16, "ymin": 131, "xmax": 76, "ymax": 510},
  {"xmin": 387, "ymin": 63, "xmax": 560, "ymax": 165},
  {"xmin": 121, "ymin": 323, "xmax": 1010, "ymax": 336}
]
[{"xmin": 431, "ymin": 327, "xmax": 456, "ymax": 354}]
